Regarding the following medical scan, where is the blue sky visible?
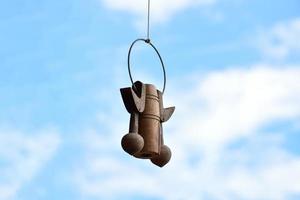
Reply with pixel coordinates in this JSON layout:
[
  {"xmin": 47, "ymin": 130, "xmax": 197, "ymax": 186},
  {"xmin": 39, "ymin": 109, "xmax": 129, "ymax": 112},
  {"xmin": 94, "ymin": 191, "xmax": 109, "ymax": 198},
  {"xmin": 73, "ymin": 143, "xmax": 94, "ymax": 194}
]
[{"xmin": 0, "ymin": 0, "xmax": 300, "ymax": 199}]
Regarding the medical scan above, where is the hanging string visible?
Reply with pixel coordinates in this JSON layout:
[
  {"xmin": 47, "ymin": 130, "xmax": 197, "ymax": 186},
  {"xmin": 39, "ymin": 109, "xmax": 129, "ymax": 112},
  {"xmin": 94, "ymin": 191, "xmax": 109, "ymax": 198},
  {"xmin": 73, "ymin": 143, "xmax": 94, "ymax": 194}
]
[
  {"xmin": 146, "ymin": 0, "xmax": 151, "ymax": 43},
  {"xmin": 127, "ymin": 0, "xmax": 167, "ymax": 94}
]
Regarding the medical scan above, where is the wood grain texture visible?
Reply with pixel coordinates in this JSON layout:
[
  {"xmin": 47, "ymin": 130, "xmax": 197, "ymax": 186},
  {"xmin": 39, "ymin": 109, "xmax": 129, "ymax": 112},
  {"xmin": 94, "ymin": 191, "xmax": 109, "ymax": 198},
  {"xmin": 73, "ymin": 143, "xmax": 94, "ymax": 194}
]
[
  {"xmin": 129, "ymin": 112, "xmax": 139, "ymax": 133},
  {"xmin": 120, "ymin": 81, "xmax": 146, "ymax": 113},
  {"xmin": 134, "ymin": 84, "xmax": 161, "ymax": 159}
]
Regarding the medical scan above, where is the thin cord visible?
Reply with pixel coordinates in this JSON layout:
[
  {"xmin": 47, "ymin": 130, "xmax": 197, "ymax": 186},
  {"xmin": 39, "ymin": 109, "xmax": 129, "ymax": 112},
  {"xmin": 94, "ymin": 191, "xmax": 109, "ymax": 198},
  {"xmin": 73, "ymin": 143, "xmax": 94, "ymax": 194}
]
[
  {"xmin": 127, "ymin": 0, "xmax": 168, "ymax": 93},
  {"xmin": 146, "ymin": 0, "xmax": 150, "ymax": 42}
]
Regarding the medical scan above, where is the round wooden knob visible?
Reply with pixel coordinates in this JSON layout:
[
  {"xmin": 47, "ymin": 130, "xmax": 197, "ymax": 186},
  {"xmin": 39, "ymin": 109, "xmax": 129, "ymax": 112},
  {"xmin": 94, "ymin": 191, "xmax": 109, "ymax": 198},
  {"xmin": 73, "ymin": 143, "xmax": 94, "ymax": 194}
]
[
  {"xmin": 150, "ymin": 145, "xmax": 172, "ymax": 167},
  {"xmin": 121, "ymin": 133, "xmax": 144, "ymax": 155}
]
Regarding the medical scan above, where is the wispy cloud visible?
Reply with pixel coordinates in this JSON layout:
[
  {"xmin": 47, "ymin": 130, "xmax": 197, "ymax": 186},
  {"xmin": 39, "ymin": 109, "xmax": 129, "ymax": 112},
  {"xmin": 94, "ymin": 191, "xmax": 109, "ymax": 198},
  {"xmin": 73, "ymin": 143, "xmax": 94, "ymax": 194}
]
[
  {"xmin": 256, "ymin": 18, "xmax": 300, "ymax": 60},
  {"xmin": 72, "ymin": 64, "xmax": 300, "ymax": 199},
  {"xmin": 100, "ymin": 0, "xmax": 216, "ymax": 25},
  {"xmin": 173, "ymin": 65, "xmax": 300, "ymax": 148},
  {"xmin": 0, "ymin": 128, "xmax": 61, "ymax": 200}
]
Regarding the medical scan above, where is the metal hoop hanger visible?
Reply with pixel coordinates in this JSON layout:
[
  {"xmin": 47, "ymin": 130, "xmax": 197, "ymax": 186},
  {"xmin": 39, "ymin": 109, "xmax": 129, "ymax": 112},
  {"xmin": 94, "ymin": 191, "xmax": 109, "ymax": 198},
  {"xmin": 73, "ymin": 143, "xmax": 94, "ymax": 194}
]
[{"xmin": 127, "ymin": 38, "xmax": 167, "ymax": 94}]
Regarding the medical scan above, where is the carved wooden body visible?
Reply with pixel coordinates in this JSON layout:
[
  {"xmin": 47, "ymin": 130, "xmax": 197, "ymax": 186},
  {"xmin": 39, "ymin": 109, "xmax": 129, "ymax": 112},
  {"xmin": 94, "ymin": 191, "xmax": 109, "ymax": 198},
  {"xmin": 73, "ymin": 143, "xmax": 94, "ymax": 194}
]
[
  {"xmin": 134, "ymin": 84, "xmax": 160, "ymax": 158},
  {"xmin": 120, "ymin": 81, "xmax": 175, "ymax": 167}
]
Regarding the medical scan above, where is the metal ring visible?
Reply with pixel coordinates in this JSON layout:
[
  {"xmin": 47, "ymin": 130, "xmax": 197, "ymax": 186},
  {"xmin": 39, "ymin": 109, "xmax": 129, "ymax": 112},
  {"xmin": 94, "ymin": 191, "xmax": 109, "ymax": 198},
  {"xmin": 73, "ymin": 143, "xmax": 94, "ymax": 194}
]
[{"xmin": 127, "ymin": 38, "xmax": 166, "ymax": 94}]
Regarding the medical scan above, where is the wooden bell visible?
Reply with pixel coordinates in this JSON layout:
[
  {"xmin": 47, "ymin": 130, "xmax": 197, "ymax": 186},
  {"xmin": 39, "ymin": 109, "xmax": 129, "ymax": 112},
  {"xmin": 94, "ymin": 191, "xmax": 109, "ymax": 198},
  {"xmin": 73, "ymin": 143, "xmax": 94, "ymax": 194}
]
[
  {"xmin": 134, "ymin": 84, "xmax": 161, "ymax": 159},
  {"xmin": 120, "ymin": 81, "xmax": 175, "ymax": 167}
]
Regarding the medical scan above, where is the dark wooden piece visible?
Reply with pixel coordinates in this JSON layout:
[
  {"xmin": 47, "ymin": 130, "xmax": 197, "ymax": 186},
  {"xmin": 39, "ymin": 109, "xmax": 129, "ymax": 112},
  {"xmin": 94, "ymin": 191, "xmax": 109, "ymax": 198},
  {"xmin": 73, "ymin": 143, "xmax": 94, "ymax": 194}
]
[
  {"xmin": 120, "ymin": 81, "xmax": 175, "ymax": 167},
  {"xmin": 120, "ymin": 82, "xmax": 146, "ymax": 155},
  {"xmin": 120, "ymin": 81, "xmax": 146, "ymax": 113},
  {"xmin": 150, "ymin": 91, "xmax": 173, "ymax": 167},
  {"xmin": 134, "ymin": 84, "xmax": 161, "ymax": 159},
  {"xmin": 121, "ymin": 112, "xmax": 144, "ymax": 155}
]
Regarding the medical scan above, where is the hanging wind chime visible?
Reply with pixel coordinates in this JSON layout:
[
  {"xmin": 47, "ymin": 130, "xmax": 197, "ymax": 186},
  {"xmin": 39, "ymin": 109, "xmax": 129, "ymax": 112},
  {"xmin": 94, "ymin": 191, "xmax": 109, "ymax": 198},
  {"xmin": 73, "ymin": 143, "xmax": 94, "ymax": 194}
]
[{"xmin": 120, "ymin": 0, "xmax": 175, "ymax": 167}]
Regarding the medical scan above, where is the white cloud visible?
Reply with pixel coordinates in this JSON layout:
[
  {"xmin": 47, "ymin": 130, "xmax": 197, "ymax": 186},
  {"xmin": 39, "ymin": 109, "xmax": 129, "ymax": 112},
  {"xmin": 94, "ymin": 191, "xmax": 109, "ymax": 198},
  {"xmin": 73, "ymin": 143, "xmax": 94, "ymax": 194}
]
[
  {"xmin": 72, "ymin": 65, "xmax": 300, "ymax": 199},
  {"xmin": 100, "ymin": 0, "xmax": 216, "ymax": 25},
  {"xmin": 228, "ymin": 159, "xmax": 300, "ymax": 200},
  {"xmin": 257, "ymin": 18, "xmax": 300, "ymax": 60},
  {"xmin": 173, "ymin": 65, "xmax": 300, "ymax": 149},
  {"xmin": 0, "ymin": 128, "xmax": 61, "ymax": 200}
]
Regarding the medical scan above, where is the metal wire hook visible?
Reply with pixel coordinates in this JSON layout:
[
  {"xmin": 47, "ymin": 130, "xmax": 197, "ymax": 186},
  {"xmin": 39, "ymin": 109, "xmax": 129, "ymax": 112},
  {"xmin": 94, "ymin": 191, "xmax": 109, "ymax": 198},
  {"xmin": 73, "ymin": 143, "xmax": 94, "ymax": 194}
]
[{"xmin": 127, "ymin": 38, "xmax": 167, "ymax": 94}]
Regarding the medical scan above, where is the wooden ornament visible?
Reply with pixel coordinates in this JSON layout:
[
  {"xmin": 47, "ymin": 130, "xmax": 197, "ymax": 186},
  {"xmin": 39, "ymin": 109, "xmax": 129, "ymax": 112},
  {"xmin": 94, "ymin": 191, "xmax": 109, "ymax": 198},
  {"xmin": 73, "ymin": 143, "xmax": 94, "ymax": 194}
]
[
  {"xmin": 122, "ymin": 1, "xmax": 175, "ymax": 167},
  {"xmin": 120, "ymin": 81, "xmax": 175, "ymax": 167},
  {"xmin": 134, "ymin": 84, "xmax": 161, "ymax": 159}
]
